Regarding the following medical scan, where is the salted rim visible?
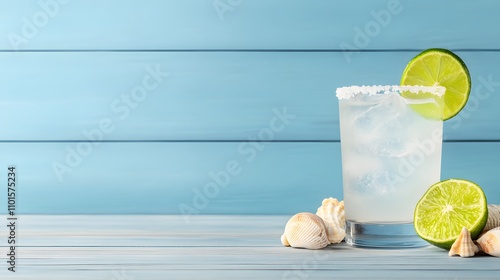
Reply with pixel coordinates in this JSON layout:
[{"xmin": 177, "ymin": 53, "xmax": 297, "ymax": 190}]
[{"xmin": 336, "ymin": 85, "xmax": 446, "ymax": 100}]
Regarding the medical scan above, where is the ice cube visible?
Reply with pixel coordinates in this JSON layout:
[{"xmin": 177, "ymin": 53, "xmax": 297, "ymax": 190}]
[
  {"xmin": 343, "ymin": 156, "xmax": 395, "ymax": 196},
  {"xmin": 352, "ymin": 92, "xmax": 406, "ymax": 135}
]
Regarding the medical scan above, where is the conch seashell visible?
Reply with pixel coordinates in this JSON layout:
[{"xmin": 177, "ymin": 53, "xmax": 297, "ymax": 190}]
[
  {"xmin": 477, "ymin": 227, "xmax": 500, "ymax": 257},
  {"xmin": 482, "ymin": 204, "xmax": 500, "ymax": 234},
  {"xmin": 281, "ymin": 212, "xmax": 329, "ymax": 249},
  {"xmin": 448, "ymin": 227, "xmax": 478, "ymax": 258},
  {"xmin": 315, "ymin": 197, "xmax": 346, "ymax": 244}
]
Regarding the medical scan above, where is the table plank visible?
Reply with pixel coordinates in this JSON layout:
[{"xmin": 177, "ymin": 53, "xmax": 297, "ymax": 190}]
[
  {"xmin": 1, "ymin": 51, "xmax": 499, "ymax": 141},
  {"xmin": 0, "ymin": 142, "xmax": 499, "ymax": 215},
  {"xmin": 0, "ymin": 0, "xmax": 498, "ymax": 50}
]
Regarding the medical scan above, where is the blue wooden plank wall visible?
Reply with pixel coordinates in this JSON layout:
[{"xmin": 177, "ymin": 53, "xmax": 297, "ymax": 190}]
[{"xmin": 0, "ymin": 0, "xmax": 499, "ymax": 215}]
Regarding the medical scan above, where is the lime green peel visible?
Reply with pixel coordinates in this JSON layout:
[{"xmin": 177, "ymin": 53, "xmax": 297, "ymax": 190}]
[
  {"xmin": 401, "ymin": 48, "xmax": 471, "ymax": 120},
  {"xmin": 414, "ymin": 179, "xmax": 488, "ymax": 250}
]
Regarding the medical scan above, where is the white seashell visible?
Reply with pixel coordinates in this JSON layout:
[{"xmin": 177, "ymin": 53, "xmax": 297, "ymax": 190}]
[
  {"xmin": 315, "ymin": 197, "xmax": 346, "ymax": 244},
  {"xmin": 281, "ymin": 233, "xmax": 290, "ymax": 246},
  {"xmin": 448, "ymin": 227, "xmax": 478, "ymax": 258},
  {"xmin": 482, "ymin": 204, "xmax": 500, "ymax": 234},
  {"xmin": 281, "ymin": 212, "xmax": 329, "ymax": 249},
  {"xmin": 477, "ymin": 227, "xmax": 500, "ymax": 257}
]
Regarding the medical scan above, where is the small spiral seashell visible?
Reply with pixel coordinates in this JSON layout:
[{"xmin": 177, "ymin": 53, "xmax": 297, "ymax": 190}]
[
  {"xmin": 281, "ymin": 212, "xmax": 329, "ymax": 250},
  {"xmin": 477, "ymin": 227, "xmax": 500, "ymax": 257},
  {"xmin": 315, "ymin": 197, "xmax": 346, "ymax": 244},
  {"xmin": 448, "ymin": 227, "xmax": 478, "ymax": 258},
  {"xmin": 482, "ymin": 205, "xmax": 500, "ymax": 234}
]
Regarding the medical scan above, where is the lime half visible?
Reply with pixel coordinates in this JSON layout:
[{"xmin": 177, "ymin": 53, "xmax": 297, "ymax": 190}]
[
  {"xmin": 414, "ymin": 179, "xmax": 488, "ymax": 250},
  {"xmin": 401, "ymin": 48, "xmax": 471, "ymax": 120}
]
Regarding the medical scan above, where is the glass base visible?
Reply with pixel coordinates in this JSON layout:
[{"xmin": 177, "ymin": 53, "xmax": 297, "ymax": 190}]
[{"xmin": 345, "ymin": 220, "xmax": 429, "ymax": 248}]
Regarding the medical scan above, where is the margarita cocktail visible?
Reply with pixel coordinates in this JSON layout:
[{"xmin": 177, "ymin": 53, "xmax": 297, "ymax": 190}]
[{"xmin": 337, "ymin": 85, "xmax": 445, "ymax": 248}]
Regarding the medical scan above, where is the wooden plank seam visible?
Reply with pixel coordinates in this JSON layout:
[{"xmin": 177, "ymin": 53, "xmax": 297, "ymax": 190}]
[
  {"xmin": 178, "ymin": 107, "xmax": 297, "ymax": 223},
  {"xmin": 51, "ymin": 64, "xmax": 170, "ymax": 182}
]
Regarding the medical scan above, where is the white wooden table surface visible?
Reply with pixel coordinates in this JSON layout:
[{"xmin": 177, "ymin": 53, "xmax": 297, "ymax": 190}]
[{"xmin": 1, "ymin": 215, "xmax": 499, "ymax": 279}]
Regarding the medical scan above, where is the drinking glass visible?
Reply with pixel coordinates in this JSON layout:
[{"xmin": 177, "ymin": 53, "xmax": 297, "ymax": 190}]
[{"xmin": 336, "ymin": 85, "xmax": 445, "ymax": 248}]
